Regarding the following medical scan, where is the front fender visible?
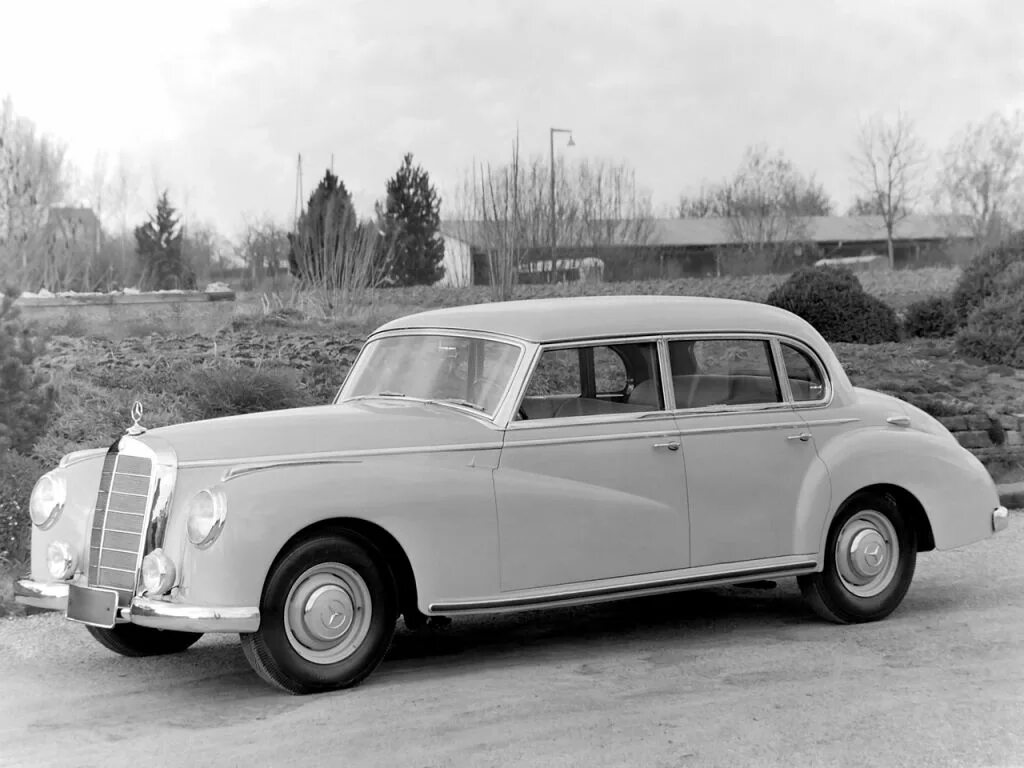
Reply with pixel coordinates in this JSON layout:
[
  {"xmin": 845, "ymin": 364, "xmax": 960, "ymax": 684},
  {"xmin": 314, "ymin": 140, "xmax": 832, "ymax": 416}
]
[
  {"xmin": 175, "ymin": 451, "xmax": 501, "ymax": 613},
  {"xmin": 809, "ymin": 427, "xmax": 999, "ymax": 553}
]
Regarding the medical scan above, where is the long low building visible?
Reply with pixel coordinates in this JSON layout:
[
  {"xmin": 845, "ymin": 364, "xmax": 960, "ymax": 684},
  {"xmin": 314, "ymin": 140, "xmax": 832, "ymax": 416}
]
[{"xmin": 439, "ymin": 214, "xmax": 975, "ymax": 285}]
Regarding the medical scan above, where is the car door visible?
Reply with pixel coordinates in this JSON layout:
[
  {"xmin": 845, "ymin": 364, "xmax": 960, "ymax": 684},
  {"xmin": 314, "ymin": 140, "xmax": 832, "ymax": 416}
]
[
  {"xmin": 494, "ymin": 339, "xmax": 690, "ymax": 592},
  {"xmin": 667, "ymin": 336, "xmax": 826, "ymax": 567}
]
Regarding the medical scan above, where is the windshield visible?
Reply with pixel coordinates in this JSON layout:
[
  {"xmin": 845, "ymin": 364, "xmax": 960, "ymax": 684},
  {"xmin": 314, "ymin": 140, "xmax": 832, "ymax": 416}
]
[{"xmin": 340, "ymin": 334, "xmax": 522, "ymax": 416}]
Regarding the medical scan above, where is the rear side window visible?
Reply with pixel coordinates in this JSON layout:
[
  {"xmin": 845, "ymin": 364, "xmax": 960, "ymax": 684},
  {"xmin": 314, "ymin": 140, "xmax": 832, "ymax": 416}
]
[
  {"xmin": 781, "ymin": 344, "xmax": 826, "ymax": 402},
  {"xmin": 668, "ymin": 339, "xmax": 781, "ymax": 408}
]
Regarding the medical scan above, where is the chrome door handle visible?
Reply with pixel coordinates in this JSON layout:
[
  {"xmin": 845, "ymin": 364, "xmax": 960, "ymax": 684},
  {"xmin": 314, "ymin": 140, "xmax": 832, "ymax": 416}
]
[
  {"xmin": 786, "ymin": 432, "xmax": 812, "ymax": 442},
  {"xmin": 653, "ymin": 441, "xmax": 680, "ymax": 451}
]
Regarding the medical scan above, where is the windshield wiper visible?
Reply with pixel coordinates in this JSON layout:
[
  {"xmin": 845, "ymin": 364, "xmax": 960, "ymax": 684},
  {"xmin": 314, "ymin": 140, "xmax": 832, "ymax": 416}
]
[
  {"xmin": 425, "ymin": 399, "xmax": 485, "ymax": 411},
  {"xmin": 374, "ymin": 391, "xmax": 407, "ymax": 398}
]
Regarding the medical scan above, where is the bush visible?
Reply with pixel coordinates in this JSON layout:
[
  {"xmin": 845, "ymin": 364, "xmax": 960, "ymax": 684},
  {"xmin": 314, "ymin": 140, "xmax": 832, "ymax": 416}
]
[
  {"xmin": 0, "ymin": 450, "xmax": 46, "ymax": 565},
  {"xmin": 903, "ymin": 296, "xmax": 958, "ymax": 338},
  {"xmin": 765, "ymin": 266, "xmax": 900, "ymax": 344},
  {"xmin": 179, "ymin": 362, "xmax": 314, "ymax": 421},
  {"xmin": 955, "ymin": 261, "xmax": 1024, "ymax": 366},
  {"xmin": 0, "ymin": 287, "xmax": 56, "ymax": 453},
  {"xmin": 951, "ymin": 234, "xmax": 1024, "ymax": 322}
]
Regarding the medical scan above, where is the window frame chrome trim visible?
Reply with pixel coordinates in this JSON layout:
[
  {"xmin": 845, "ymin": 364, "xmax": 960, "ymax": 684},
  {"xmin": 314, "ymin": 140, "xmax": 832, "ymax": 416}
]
[
  {"xmin": 504, "ymin": 334, "xmax": 670, "ymax": 430},
  {"xmin": 773, "ymin": 336, "xmax": 833, "ymax": 409},
  {"xmin": 660, "ymin": 332, "xmax": 834, "ymax": 414}
]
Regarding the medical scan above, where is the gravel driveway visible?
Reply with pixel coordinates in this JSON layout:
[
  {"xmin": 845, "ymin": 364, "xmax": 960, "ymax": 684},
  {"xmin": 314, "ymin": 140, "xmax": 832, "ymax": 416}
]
[{"xmin": 2, "ymin": 516, "xmax": 1022, "ymax": 768}]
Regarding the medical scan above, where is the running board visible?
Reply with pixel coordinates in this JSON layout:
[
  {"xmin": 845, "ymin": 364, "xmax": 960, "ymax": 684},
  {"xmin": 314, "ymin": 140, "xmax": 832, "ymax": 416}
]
[{"xmin": 430, "ymin": 560, "xmax": 818, "ymax": 615}]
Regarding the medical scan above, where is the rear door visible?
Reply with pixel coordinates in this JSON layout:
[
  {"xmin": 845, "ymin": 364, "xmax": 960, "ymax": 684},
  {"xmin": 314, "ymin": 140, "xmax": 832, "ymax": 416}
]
[{"xmin": 667, "ymin": 336, "xmax": 826, "ymax": 567}]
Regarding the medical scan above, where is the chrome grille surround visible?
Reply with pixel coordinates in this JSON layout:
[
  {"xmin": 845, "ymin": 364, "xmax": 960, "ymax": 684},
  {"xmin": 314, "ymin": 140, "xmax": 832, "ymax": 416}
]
[{"xmin": 86, "ymin": 436, "xmax": 177, "ymax": 606}]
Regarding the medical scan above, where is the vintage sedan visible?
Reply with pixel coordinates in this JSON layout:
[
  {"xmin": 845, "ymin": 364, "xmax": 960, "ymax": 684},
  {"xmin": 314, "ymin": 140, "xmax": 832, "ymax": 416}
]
[{"xmin": 17, "ymin": 296, "xmax": 1009, "ymax": 693}]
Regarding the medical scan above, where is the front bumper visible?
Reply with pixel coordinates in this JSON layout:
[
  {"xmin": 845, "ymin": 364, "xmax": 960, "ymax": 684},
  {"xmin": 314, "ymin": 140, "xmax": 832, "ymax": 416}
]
[{"xmin": 14, "ymin": 579, "xmax": 260, "ymax": 633}]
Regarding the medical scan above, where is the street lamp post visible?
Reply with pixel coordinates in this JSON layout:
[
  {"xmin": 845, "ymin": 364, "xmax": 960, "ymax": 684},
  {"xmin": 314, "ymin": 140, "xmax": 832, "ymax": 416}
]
[{"xmin": 549, "ymin": 127, "xmax": 574, "ymax": 281}]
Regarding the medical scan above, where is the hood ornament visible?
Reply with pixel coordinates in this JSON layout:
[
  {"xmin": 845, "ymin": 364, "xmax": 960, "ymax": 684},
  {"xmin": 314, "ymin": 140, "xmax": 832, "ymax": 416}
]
[{"xmin": 126, "ymin": 400, "xmax": 147, "ymax": 436}]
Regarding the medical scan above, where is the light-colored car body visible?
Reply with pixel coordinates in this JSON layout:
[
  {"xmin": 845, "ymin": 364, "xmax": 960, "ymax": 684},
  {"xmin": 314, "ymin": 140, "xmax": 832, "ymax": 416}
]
[{"xmin": 17, "ymin": 296, "xmax": 1007, "ymax": 667}]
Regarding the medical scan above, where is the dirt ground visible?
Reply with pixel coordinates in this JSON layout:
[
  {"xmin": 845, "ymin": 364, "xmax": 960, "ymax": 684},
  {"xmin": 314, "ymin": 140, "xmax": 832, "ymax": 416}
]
[{"xmin": 1, "ymin": 515, "xmax": 1022, "ymax": 768}]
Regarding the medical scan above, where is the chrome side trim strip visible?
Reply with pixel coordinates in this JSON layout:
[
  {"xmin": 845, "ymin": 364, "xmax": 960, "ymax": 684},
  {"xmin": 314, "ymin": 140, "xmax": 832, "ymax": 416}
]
[
  {"xmin": 798, "ymin": 417, "xmax": 860, "ymax": 427},
  {"xmin": 223, "ymin": 458, "xmax": 363, "ymax": 481},
  {"xmin": 504, "ymin": 429, "xmax": 681, "ymax": 449},
  {"xmin": 676, "ymin": 420, "xmax": 809, "ymax": 436},
  {"xmin": 430, "ymin": 559, "xmax": 819, "ymax": 614},
  {"xmin": 180, "ymin": 442, "xmax": 505, "ymax": 472}
]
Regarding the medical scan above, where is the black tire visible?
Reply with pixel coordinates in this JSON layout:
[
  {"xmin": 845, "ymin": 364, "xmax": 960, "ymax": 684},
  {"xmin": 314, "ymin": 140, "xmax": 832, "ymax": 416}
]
[
  {"xmin": 240, "ymin": 532, "xmax": 397, "ymax": 695},
  {"xmin": 799, "ymin": 491, "xmax": 917, "ymax": 624},
  {"xmin": 86, "ymin": 624, "xmax": 203, "ymax": 657}
]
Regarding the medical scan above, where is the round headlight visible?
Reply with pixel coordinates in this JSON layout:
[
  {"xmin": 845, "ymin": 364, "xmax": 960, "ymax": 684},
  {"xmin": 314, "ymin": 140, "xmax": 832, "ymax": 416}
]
[
  {"xmin": 141, "ymin": 548, "xmax": 176, "ymax": 595},
  {"xmin": 46, "ymin": 541, "xmax": 77, "ymax": 580},
  {"xmin": 29, "ymin": 472, "xmax": 67, "ymax": 530},
  {"xmin": 186, "ymin": 487, "xmax": 228, "ymax": 549}
]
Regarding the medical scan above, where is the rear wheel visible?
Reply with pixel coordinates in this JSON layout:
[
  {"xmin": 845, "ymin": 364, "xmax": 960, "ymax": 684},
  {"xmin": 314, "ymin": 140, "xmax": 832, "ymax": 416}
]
[
  {"xmin": 240, "ymin": 532, "xmax": 397, "ymax": 694},
  {"xmin": 86, "ymin": 624, "xmax": 203, "ymax": 657},
  {"xmin": 799, "ymin": 491, "xmax": 916, "ymax": 623}
]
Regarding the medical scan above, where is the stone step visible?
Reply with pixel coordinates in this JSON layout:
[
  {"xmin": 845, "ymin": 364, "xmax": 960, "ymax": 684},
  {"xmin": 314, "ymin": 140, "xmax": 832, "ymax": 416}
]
[{"xmin": 998, "ymin": 482, "xmax": 1024, "ymax": 510}]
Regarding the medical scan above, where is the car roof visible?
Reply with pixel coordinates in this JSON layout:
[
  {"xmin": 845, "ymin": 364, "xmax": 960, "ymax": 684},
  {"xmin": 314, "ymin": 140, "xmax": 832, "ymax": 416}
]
[{"xmin": 373, "ymin": 295, "xmax": 820, "ymax": 344}]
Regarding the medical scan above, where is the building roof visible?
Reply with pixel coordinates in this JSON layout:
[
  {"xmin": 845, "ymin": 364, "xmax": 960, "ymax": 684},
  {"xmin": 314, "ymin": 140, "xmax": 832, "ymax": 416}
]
[
  {"xmin": 374, "ymin": 295, "xmax": 820, "ymax": 344},
  {"xmin": 442, "ymin": 214, "xmax": 973, "ymax": 250}
]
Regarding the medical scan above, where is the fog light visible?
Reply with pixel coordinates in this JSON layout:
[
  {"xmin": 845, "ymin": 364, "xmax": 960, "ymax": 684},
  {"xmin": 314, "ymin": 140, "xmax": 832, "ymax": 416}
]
[
  {"xmin": 46, "ymin": 541, "xmax": 77, "ymax": 580},
  {"xmin": 141, "ymin": 549, "xmax": 176, "ymax": 595}
]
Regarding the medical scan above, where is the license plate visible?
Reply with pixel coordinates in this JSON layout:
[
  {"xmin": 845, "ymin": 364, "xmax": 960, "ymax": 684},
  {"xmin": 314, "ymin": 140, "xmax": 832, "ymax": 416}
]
[{"xmin": 66, "ymin": 584, "xmax": 119, "ymax": 628}]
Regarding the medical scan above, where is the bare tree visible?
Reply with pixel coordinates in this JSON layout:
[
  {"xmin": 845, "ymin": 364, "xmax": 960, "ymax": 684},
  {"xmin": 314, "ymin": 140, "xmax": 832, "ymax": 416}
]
[
  {"xmin": 937, "ymin": 110, "xmax": 1024, "ymax": 250},
  {"xmin": 0, "ymin": 97, "xmax": 72, "ymax": 288},
  {"xmin": 449, "ymin": 133, "xmax": 529, "ymax": 301},
  {"xmin": 237, "ymin": 215, "xmax": 290, "ymax": 287},
  {"xmin": 678, "ymin": 145, "xmax": 831, "ymax": 275},
  {"xmin": 289, "ymin": 202, "xmax": 395, "ymax": 312},
  {"xmin": 851, "ymin": 110, "xmax": 928, "ymax": 268},
  {"xmin": 450, "ymin": 141, "xmax": 655, "ymax": 295}
]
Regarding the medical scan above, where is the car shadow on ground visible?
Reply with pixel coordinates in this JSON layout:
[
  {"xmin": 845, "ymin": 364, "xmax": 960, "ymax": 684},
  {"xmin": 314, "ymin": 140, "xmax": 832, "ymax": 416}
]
[
  {"xmin": 380, "ymin": 579, "xmax": 965, "ymax": 676},
  {"xmin": 384, "ymin": 584, "xmax": 807, "ymax": 665}
]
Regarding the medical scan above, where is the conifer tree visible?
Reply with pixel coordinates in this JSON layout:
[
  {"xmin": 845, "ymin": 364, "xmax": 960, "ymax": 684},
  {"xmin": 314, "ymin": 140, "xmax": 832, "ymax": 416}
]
[
  {"xmin": 134, "ymin": 192, "xmax": 195, "ymax": 290},
  {"xmin": 381, "ymin": 153, "xmax": 445, "ymax": 285}
]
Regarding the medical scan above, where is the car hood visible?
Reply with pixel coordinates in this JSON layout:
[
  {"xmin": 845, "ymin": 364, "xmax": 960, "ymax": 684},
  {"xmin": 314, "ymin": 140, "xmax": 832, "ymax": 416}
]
[{"xmin": 141, "ymin": 400, "xmax": 501, "ymax": 464}]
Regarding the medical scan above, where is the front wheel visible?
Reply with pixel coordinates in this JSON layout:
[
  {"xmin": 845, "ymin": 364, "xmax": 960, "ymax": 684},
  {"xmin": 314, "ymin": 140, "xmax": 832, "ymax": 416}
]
[
  {"xmin": 86, "ymin": 624, "xmax": 203, "ymax": 657},
  {"xmin": 240, "ymin": 532, "xmax": 397, "ymax": 694},
  {"xmin": 799, "ymin": 491, "xmax": 916, "ymax": 624}
]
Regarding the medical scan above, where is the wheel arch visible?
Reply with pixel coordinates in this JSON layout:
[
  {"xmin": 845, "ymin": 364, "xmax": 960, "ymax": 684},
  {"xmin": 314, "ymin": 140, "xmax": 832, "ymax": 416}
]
[
  {"xmin": 269, "ymin": 517, "xmax": 420, "ymax": 623},
  {"xmin": 835, "ymin": 483, "xmax": 935, "ymax": 553}
]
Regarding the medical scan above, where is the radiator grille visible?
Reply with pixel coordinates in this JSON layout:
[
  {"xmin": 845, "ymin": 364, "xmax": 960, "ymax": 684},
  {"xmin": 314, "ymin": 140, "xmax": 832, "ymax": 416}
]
[{"xmin": 88, "ymin": 451, "xmax": 153, "ymax": 604}]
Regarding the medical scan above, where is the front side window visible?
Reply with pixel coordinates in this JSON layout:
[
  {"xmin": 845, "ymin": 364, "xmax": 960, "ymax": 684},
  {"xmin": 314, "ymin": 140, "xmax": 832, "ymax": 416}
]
[
  {"xmin": 518, "ymin": 341, "xmax": 662, "ymax": 420},
  {"xmin": 668, "ymin": 338, "xmax": 781, "ymax": 408},
  {"xmin": 341, "ymin": 334, "xmax": 521, "ymax": 416},
  {"xmin": 781, "ymin": 343, "xmax": 826, "ymax": 402}
]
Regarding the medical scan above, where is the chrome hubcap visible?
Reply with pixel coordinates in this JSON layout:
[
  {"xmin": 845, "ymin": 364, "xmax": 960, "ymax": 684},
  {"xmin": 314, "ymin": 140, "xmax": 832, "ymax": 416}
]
[
  {"xmin": 835, "ymin": 510, "xmax": 899, "ymax": 598},
  {"xmin": 284, "ymin": 563, "xmax": 372, "ymax": 664}
]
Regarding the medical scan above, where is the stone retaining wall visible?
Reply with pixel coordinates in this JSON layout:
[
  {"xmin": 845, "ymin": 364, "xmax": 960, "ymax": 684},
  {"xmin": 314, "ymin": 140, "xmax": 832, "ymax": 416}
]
[
  {"xmin": 940, "ymin": 413, "xmax": 1024, "ymax": 466},
  {"xmin": 15, "ymin": 291, "xmax": 236, "ymax": 336}
]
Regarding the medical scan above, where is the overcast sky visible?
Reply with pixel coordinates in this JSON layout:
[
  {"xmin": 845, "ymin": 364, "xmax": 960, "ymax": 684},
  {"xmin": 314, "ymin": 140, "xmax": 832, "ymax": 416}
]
[{"xmin": 2, "ymin": 0, "xmax": 1022, "ymax": 236}]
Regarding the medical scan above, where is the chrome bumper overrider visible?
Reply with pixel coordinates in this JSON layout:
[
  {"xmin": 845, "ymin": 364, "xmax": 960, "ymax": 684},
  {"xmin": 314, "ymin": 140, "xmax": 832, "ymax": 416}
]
[
  {"xmin": 13, "ymin": 579, "xmax": 260, "ymax": 633},
  {"xmin": 993, "ymin": 506, "xmax": 1009, "ymax": 533}
]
